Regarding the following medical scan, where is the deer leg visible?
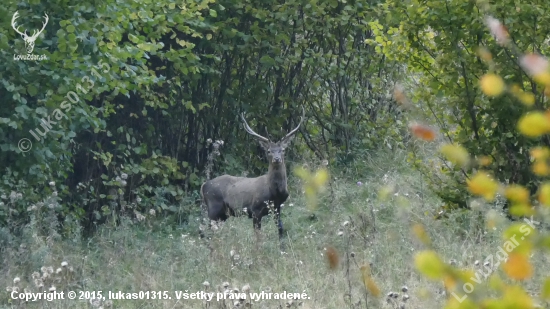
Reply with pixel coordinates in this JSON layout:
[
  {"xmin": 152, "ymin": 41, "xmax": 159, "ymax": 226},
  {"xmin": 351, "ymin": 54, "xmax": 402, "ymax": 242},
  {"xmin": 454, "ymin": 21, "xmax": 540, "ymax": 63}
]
[
  {"xmin": 252, "ymin": 215, "xmax": 263, "ymax": 245},
  {"xmin": 275, "ymin": 211, "xmax": 283, "ymax": 240},
  {"xmin": 274, "ymin": 210, "xmax": 285, "ymax": 251},
  {"xmin": 253, "ymin": 215, "xmax": 262, "ymax": 230}
]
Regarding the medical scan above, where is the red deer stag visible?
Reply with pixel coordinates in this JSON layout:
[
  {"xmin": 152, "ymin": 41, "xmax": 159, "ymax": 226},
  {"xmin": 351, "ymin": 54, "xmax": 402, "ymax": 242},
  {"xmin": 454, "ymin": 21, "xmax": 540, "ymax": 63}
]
[{"xmin": 200, "ymin": 108, "xmax": 305, "ymax": 240}]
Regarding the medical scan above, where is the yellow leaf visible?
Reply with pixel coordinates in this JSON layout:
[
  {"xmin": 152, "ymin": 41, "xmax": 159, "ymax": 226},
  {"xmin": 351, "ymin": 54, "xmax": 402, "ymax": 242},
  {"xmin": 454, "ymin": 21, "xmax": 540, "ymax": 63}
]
[
  {"xmin": 304, "ymin": 186, "xmax": 318, "ymax": 210},
  {"xmin": 488, "ymin": 274, "xmax": 505, "ymax": 291},
  {"xmin": 517, "ymin": 92, "xmax": 536, "ymax": 106},
  {"xmin": 466, "ymin": 171, "xmax": 499, "ymax": 201},
  {"xmin": 517, "ymin": 112, "xmax": 550, "ymax": 137},
  {"xmin": 443, "ymin": 275, "xmax": 456, "ymax": 291},
  {"xmin": 378, "ymin": 185, "xmax": 394, "ymax": 201},
  {"xmin": 503, "ymin": 223, "xmax": 536, "ymax": 242},
  {"xmin": 502, "ymin": 285, "xmax": 533, "ymax": 307},
  {"xmin": 360, "ymin": 264, "xmax": 381, "ymax": 297},
  {"xmin": 440, "ymin": 144, "xmax": 470, "ymax": 167},
  {"xmin": 532, "ymin": 160, "xmax": 550, "ymax": 176},
  {"xmin": 481, "ymin": 285, "xmax": 533, "ymax": 308},
  {"xmin": 538, "ymin": 182, "xmax": 550, "ymax": 207},
  {"xmin": 480, "ymin": 73, "xmax": 505, "ymax": 96},
  {"xmin": 476, "ymin": 46, "xmax": 492, "ymax": 62},
  {"xmin": 417, "ymin": 288, "xmax": 432, "ymax": 301},
  {"xmin": 503, "ymin": 253, "xmax": 533, "ymax": 280},
  {"xmin": 360, "ymin": 263, "xmax": 372, "ymax": 276},
  {"xmin": 509, "ymin": 83, "xmax": 521, "ymax": 94},
  {"xmin": 478, "ymin": 155, "xmax": 492, "ymax": 166},
  {"xmin": 542, "ymin": 277, "xmax": 550, "ymax": 300},
  {"xmin": 504, "ymin": 185, "xmax": 529, "ymax": 204},
  {"xmin": 293, "ymin": 166, "xmax": 310, "ymax": 180},
  {"xmin": 312, "ymin": 168, "xmax": 329, "ymax": 187},
  {"xmin": 486, "ymin": 217, "xmax": 496, "ymax": 230},
  {"xmin": 530, "ymin": 147, "xmax": 550, "ymax": 160},
  {"xmin": 304, "ymin": 186, "xmax": 315, "ymax": 197},
  {"xmin": 295, "ymin": 167, "xmax": 328, "ymax": 210},
  {"xmin": 412, "ymin": 223, "xmax": 431, "ymax": 246},
  {"xmin": 502, "ymin": 223, "xmax": 534, "ymax": 255},
  {"xmin": 393, "ymin": 84, "xmax": 409, "ymax": 106},
  {"xmin": 444, "ymin": 294, "xmax": 477, "ymax": 309},
  {"xmin": 455, "ymin": 269, "xmax": 475, "ymax": 283},
  {"xmin": 510, "ymin": 84, "xmax": 536, "ymax": 106},
  {"xmin": 414, "ymin": 250, "xmax": 445, "ymax": 279},
  {"xmin": 509, "ymin": 203, "xmax": 535, "ymax": 217},
  {"xmin": 365, "ymin": 277, "xmax": 380, "ymax": 297},
  {"xmin": 534, "ymin": 72, "xmax": 550, "ymax": 86}
]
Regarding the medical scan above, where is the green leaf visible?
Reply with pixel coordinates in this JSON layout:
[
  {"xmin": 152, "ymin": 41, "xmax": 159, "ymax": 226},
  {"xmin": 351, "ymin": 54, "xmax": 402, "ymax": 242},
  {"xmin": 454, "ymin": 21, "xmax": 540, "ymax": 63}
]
[
  {"xmin": 27, "ymin": 84, "xmax": 38, "ymax": 97},
  {"xmin": 259, "ymin": 55, "xmax": 275, "ymax": 67}
]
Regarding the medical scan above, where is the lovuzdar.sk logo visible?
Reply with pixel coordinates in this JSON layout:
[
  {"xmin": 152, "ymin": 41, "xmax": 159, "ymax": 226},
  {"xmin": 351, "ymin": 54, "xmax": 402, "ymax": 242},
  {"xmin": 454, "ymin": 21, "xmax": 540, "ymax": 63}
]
[{"xmin": 11, "ymin": 11, "xmax": 49, "ymax": 61}]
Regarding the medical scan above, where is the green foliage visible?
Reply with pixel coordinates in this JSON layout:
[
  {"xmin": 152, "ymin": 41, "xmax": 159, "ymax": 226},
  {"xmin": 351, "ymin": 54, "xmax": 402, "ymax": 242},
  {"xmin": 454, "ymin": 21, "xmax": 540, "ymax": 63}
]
[
  {"xmin": 1, "ymin": 0, "xmax": 211, "ymax": 227},
  {"xmin": 0, "ymin": 0, "xmax": 403, "ymax": 229},
  {"xmin": 370, "ymin": 0, "xmax": 550, "ymax": 208}
]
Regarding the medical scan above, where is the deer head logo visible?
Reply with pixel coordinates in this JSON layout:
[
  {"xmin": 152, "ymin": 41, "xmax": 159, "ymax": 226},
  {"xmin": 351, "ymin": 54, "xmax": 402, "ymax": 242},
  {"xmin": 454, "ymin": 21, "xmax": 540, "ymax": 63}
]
[{"xmin": 11, "ymin": 11, "xmax": 49, "ymax": 54}]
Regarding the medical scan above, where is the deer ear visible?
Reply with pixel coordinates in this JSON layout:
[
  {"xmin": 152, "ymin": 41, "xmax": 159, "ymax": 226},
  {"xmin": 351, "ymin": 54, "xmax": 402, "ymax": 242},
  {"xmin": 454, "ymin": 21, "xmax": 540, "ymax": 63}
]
[
  {"xmin": 259, "ymin": 140, "xmax": 270, "ymax": 150},
  {"xmin": 280, "ymin": 135, "xmax": 295, "ymax": 149}
]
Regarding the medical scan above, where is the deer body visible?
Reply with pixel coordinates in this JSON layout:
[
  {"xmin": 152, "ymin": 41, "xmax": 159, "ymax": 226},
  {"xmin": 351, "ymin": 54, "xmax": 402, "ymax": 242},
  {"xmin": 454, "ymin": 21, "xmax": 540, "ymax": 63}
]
[{"xmin": 201, "ymin": 109, "xmax": 304, "ymax": 239}]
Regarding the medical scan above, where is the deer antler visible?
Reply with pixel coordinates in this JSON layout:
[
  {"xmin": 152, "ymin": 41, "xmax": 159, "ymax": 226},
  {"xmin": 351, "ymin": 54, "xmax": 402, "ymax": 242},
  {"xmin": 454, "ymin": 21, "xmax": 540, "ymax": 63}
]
[
  {"xmin": 281, "ymin": 106, "xmax": 305, "ymax": 141},
  {"xmin": 241, "ymin": 113, "xmax": 270, "ymax": 142},
  {"xmin": 30, "ymin": 13, "xmax": 48, "ymax": 40},
  {"xmin": 11, "ymin": 11, "xmax": 27, "ymax": 37}
]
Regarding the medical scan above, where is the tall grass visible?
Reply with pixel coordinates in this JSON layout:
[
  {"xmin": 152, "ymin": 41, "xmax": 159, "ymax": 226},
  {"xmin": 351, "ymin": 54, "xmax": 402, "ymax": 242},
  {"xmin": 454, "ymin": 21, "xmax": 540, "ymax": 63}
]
[{"xmin": 2, "ymin": 148, "xmax": 546, "ymax": 309}]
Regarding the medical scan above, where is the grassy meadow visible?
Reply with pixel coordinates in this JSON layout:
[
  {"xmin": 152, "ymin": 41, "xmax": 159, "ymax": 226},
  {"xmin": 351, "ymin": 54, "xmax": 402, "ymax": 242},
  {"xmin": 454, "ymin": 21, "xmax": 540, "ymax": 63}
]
[{"xmin": 2, "ymin": 148, "xmax": 549, "ymax": 309}]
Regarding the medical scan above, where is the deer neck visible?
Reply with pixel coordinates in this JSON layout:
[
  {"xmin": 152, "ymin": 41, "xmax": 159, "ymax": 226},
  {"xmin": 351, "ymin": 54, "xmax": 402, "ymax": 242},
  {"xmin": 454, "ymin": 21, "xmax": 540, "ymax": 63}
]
[{"xmin": 268, "ymin": 163, "xmax": 287, "ymax": 194}]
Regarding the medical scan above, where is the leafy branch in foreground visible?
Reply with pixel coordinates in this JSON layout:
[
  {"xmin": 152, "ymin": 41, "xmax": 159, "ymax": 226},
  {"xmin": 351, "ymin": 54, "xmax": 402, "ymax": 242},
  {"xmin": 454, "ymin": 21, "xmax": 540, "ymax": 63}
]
[{"xmin": 398, "ymin": 8, "xmax": 550, "ymax": 309}]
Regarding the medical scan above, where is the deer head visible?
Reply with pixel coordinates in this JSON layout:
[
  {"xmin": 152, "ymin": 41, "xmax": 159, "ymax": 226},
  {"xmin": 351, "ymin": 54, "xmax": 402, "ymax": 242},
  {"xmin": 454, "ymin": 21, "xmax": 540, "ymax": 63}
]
[
  {"xmin": 11, "ymin": 11, "xmax": 49, "ymax": 54},
  {"xmin": 240, "ymin": 107, "xmax": 305, "ymax": 166}
]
